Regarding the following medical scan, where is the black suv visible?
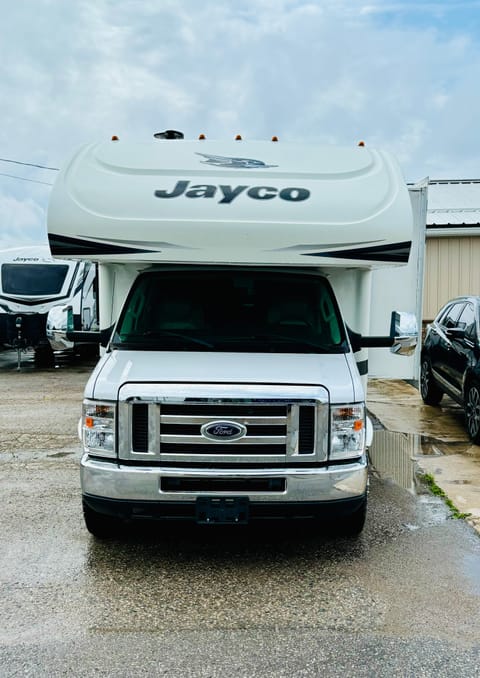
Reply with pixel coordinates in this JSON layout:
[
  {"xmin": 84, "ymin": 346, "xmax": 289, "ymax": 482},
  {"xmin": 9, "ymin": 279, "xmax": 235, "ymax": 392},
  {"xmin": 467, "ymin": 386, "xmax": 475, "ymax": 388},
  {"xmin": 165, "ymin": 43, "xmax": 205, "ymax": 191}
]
[{"xmin": 420, "ymin": 296, "xmax": 480, "ymax": 443}]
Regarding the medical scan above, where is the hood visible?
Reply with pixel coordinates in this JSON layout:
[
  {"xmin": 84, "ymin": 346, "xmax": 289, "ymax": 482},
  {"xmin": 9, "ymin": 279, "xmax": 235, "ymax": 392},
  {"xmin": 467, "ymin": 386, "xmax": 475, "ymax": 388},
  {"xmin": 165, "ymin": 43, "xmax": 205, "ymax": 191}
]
[{"xmin": 85, "ymin": 350, "xmax": 362, "ymax": 403}]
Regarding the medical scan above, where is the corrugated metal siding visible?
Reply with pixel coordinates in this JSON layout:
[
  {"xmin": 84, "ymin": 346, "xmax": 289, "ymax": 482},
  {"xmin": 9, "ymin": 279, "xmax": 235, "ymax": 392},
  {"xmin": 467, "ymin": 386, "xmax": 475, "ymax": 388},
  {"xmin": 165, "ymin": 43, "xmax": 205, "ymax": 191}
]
[{"xmin": 424, "ymin": 236, "xmax": 480, "ymax": 319}]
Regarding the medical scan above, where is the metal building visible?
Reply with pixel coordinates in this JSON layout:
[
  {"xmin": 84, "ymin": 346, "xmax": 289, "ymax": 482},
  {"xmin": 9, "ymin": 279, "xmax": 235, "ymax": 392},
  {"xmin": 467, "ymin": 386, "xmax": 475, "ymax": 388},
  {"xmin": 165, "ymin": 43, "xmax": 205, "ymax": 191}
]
[{"xmin": 424, "ymin": 179, "xmax": 480, "ymax": 321}]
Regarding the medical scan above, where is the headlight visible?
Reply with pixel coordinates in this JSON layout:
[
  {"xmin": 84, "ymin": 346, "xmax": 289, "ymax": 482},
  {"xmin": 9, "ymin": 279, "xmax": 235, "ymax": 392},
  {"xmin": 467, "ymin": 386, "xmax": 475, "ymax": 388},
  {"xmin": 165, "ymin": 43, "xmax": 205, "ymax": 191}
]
[
  {"xmin": 330, "ymin": 404, "xmax": 365, "ymax": 460},
  {"xmin": 82, "ymin": 400, "xmax": 116, "ymax": 458}
]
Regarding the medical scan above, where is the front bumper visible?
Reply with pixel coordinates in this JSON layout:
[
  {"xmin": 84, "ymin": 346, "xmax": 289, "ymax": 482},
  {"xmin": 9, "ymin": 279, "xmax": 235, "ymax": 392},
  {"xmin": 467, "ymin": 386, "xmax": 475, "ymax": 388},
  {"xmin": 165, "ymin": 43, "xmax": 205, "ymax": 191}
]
[{"xmin": 81, "ymin": 454, "xmax": 368, "ymax": 521}]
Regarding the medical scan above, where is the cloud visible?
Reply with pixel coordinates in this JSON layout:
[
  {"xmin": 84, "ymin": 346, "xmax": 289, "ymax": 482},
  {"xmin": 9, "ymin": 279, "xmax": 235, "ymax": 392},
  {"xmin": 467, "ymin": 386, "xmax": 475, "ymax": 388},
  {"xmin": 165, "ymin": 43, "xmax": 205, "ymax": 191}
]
[
  {"xmin": 1, "ymin": 0, "xmax": 480, "ymax": 248},
  {"xmin": 0, "ymin": 193, "xmax": 47, "ymax": 249}
]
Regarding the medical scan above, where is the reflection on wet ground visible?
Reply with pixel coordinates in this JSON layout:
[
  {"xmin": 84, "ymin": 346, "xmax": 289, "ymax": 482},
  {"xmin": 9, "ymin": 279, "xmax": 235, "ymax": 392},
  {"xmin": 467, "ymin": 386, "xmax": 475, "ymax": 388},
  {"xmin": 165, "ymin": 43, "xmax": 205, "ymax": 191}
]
[
  {"xmin": 0, "ymin": 347, "xmax": 98, "ymax": 372},
  {"xmin": 369, "ymin": 430, "xmax": 480, "ymax": 494},
  {"xmin": 369, "ymin": 429, "xmax": 420, "ymax": 494},
  {"xmin": 367, "ymin": 379, "xmax": 480, "ymax": 533}
]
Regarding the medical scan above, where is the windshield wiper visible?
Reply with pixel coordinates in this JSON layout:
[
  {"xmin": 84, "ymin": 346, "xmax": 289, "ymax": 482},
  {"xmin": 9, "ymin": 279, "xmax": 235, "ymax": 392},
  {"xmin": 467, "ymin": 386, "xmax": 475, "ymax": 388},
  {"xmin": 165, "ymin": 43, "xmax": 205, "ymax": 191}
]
[
  {"xmin": 254, "ymin": 333, "xmax": 337, "ymax": 351},
  {"xmin": 141, "ymin": 330, "xmax": 215, "ymax": 348}
]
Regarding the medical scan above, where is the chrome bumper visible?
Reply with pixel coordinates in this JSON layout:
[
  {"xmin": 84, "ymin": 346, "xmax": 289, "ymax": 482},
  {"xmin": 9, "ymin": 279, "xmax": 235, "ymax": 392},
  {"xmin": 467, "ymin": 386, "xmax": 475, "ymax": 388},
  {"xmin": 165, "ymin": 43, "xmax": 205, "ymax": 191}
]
[{"xmin": 80, "ymin": 454, "xmax": 368, "ymax": 504}]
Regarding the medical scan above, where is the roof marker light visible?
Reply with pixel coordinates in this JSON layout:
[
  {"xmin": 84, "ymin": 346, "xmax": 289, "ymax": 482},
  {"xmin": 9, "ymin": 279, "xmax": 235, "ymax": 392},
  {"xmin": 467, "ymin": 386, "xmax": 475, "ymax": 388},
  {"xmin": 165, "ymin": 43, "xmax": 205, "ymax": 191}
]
[
  {"xmin": 235, "ymin": 134, "xmax": 242, "ymax": 140},
  {"xmin": 271, "ymin": 136, "xmax": 279, "ymax": 142},
  {"xmin": 111, "ymin": 135, "xmax": 119, "ymax": 141},
  {"xmin": 198, "ymin": 134, "xmax": 206, "ymax": 140},
  {"xmin": 358, "ymin": 140, "xmax": 365, "ymax": 147}
]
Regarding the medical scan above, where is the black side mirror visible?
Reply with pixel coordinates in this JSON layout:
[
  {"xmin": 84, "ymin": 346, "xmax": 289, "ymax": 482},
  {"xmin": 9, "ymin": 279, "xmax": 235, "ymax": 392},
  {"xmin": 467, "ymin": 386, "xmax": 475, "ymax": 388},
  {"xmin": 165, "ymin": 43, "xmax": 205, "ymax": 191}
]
[{"xmin": 446, "ymin": 326, "xmax": 465, "ymax": 341}]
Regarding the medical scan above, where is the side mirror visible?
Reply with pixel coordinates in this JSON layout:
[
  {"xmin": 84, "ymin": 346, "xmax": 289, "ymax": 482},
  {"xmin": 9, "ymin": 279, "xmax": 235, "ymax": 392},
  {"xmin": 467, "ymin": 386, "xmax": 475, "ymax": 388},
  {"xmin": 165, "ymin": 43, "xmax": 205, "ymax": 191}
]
[
  {"xmin": 46, "ymin": 305, "xmax": 112, "ymax": 352},
  {"xmin": 390, "ymin": 311, "xmax": 418, "ymax": 356},
  {"xmin": 445, "ymin": 326, "xmax": 465, "ymax": 341},
  {"xmin": 348, "ymin": 310, "xmax": 418, "ymax": 356}
]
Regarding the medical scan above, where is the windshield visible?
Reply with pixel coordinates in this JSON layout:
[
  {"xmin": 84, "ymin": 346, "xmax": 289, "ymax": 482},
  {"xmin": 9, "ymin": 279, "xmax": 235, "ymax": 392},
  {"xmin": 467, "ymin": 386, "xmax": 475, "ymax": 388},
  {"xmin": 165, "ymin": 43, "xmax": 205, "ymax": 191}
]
[
  {"xmin": 112, "ymin": 270, "xmax": 347, "ymax": 353},
  {"xmin": 2, "ymin": 263, "xmax": 69, "ymax": 295}
]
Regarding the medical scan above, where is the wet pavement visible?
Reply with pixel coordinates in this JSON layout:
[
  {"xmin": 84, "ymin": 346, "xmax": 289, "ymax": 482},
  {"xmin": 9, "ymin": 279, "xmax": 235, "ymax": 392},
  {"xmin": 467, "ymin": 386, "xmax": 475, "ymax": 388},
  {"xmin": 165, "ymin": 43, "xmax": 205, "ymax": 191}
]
[
  {"xmin": 368, "ymin": 378, "xmax": 480, "ymax": 534},
  {"xmin": 0, "ymin": 351, "xmax": 479, "ymax": 676}
]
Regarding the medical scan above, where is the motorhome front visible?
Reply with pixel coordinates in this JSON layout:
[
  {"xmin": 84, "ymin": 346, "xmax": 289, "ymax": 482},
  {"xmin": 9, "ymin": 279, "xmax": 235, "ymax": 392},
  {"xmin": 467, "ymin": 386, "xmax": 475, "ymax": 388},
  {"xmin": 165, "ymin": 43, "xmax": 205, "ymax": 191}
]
[
  {"xmin": 0, "ymin": 245, "xmax": 96, "ymax": 366},
  {"xmin": 47, "ymin": 135, "xmax": 418, "ymax": 536}
]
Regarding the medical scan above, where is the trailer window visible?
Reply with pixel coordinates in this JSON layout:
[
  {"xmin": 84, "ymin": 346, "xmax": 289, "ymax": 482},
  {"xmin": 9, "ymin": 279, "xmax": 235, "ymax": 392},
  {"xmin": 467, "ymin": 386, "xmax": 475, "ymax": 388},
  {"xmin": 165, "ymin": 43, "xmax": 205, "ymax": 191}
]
[
  {"xmin": 113, "ymin": 270, "xmax": 347, "ymax": 354},
  {"xmin": 2, "ymin": 264, "xmax": 69, "ymax": 295}
]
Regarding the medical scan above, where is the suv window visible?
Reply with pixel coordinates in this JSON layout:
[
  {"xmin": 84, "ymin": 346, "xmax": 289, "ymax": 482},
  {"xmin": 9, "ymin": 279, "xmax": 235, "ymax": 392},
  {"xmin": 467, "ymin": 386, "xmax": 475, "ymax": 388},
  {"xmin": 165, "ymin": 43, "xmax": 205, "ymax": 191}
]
[
  {"xmin": 439, "ymin": 302, "xmax": 465, "ymax": 329},
  {"xmin": 458, "ymin": 303, "xmax": 477, "ymax": 341}
]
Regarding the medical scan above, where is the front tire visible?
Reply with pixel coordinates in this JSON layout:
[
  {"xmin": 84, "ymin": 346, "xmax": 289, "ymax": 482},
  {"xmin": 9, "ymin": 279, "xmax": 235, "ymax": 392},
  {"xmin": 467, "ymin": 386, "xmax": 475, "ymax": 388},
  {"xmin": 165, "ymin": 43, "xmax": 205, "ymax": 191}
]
[
  {"xmin": 83, "ymin": 501, "xmax": 122, "ymax": 539},
  {"xmin": 332, "ymin": 498, "xmax": 367, "ymax": 537},
  {"xmin": 465, "ymin": 383, "xmax": 480, "ymax": 444},
  {"xmin": 420, "ymin": 358, "xmax": 443, "ymax": 405}
]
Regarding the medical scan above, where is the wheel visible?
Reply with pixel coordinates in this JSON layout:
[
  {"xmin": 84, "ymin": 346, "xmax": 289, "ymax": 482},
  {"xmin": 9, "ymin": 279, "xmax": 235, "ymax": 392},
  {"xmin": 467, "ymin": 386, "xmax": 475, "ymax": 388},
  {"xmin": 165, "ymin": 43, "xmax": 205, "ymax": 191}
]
[
  {"xmin": 34, "ymin": 344, "xmax": 55, "ymax": 368},
  {"xmin": 332, "ymin": 497, "xmax": 367, "ymax": 537},
  {"xmin": 420, "ymin": 358, "xmax": 443, "ymax": 405},
  {"xmin": 465, "ymin": 383, "xmax": 480, "ymax": 444},
  {"xmin": 82, "ymin": 500, "xmax": 122, "ymax": 539}
]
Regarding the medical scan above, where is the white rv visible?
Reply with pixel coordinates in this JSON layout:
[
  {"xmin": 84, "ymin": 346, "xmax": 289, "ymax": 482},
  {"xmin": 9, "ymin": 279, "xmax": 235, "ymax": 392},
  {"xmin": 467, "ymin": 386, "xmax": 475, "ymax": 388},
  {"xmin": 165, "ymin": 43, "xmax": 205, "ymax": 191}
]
[
  {"xmin": 0, "ymin": 245, "xmax": 96, "ymax": 366},
  {"xmin": 47, "ymin": 133, "xmax": 420, "ymax": 537}
]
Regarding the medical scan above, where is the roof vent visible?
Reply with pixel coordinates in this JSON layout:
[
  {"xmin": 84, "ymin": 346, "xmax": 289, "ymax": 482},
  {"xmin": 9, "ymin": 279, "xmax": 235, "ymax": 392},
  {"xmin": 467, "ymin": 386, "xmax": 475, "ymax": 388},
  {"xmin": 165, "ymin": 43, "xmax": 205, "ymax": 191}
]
[{"xmin": 154, "ymin": 130, "xmax": 184, "ymax": 140}]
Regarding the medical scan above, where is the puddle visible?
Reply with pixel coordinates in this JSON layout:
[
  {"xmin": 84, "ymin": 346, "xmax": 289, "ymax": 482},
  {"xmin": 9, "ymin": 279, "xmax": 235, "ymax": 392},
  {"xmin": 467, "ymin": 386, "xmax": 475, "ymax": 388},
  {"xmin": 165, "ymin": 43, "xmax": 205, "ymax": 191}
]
[
  {"xmin": 367, "ymin": 380, "xmax": 480, "ymax": 533},
  {"xmin": 368, "ymin": 430, "xmax": 456, "ymax": 526},
  {"xmin": 368, "ymin": 428, "xmax": 479, "ymax": 493},
  {"xmin": 369, "ymin": 429, "xmax": 480, "ymax": 532},
  {"xmin": 370, "ymin": 430, "xmax": 464, "ymax": 490},
  {"xmin": 368, "ymin": 430, "xmax": 426, "ymax": 494}
]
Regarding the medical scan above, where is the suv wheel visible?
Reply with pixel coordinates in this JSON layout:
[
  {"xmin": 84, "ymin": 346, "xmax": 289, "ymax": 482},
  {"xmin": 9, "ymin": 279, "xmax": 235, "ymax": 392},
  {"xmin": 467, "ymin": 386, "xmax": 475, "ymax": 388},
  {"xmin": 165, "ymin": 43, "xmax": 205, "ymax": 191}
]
[
  {"xmin": 465, "ymin": 383, "xmax": 480, "ymax": 443},
  {"xmin": 420, "ymin": 358, "xmax": 443, "ymax": 405}
]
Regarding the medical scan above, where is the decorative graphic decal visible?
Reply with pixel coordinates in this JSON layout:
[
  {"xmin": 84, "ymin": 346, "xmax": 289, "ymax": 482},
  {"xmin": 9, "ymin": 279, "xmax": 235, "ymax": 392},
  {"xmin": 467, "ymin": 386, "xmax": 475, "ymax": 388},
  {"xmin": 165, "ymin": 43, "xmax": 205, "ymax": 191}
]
[
  {"xmin": 48, "ymin": 234, "xmax": 155, "ymax": 256},
  {"xmin": 196, "ymin": 152, "xmax": 278, "ymax": 169},
  {"xmin": 302, "ymin": 241, "xmax": 411, "ymax": 263}
]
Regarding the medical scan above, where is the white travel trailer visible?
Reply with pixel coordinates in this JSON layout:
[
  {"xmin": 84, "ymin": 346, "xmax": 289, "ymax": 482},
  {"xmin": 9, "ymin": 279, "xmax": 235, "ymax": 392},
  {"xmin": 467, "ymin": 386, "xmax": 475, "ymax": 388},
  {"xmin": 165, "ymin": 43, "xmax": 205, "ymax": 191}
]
[
  {"xmin": 0, "ymin": 245, "xmax": 96, "ymax": 367},
  {"xmin": 47, "ymin": 133, "xmax": 421, "ymax": 537}
]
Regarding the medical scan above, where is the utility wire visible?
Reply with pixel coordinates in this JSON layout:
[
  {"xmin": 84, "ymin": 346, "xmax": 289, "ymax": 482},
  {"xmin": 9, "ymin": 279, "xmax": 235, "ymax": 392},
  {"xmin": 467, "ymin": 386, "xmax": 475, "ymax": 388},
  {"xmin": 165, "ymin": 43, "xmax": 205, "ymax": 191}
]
[
  {"xmin": 0, "ymin": 171, "xmax": 53, "ymax": 186},
  {"xmin": 0, "ymin": 157, "xmax": 59, "ymax": 171}
]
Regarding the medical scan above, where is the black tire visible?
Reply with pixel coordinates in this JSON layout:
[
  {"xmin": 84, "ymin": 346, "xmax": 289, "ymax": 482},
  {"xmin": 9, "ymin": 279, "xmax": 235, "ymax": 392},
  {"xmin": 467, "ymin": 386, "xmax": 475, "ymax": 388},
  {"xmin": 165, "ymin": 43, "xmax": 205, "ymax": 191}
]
[
  {"xmin": 34, "ymin": 344, "xmax": 55, "ymax": 368},
  {"xmin": 332, "ymin": 498, "xmax": 367, "ymax": 537},
  {"xmin": 420, "ymin": 358, "xmax": 443, "ymax": 405},
  {"xmin": 77, "ymin": 343, "xmax": 99, "ymax": 361},
  {"xmin": 82, "ymin": 501, "xmax": 122, "ymax": 539},
  {"xmin": 465, "ymin": 383, "xmax": 480, "ymax": 444}
]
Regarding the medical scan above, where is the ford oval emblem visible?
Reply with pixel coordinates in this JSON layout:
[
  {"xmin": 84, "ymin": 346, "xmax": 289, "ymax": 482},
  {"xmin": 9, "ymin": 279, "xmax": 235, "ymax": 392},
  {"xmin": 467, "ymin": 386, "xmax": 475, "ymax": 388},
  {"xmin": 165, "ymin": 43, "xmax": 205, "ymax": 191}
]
[{"xmin": 201, "ymin": 420, "xmax": 247, "ymax": 442}]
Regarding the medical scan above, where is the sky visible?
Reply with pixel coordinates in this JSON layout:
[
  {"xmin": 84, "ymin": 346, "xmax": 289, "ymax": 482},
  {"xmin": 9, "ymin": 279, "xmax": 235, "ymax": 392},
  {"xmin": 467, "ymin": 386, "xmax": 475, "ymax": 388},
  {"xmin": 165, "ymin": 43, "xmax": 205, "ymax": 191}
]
[{"xmin": 1, "ymin": 0, "xmax": 480, "ymax": 250}]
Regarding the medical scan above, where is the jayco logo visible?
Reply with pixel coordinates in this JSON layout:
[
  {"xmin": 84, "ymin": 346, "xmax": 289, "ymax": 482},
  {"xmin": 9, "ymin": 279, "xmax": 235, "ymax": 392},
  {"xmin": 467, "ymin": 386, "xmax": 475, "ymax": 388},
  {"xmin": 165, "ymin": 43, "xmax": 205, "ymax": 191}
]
[{"xmin": 154, "ymin": 180, "xmax": 310, "ymax": 204}]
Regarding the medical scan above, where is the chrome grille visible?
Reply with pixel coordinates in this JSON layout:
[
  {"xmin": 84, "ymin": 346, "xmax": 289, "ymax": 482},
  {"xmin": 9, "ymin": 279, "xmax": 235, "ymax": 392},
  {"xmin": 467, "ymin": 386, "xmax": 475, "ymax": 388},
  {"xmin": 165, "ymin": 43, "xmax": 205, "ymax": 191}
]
[
  {"xmin": 118, "ymin": 383, "xmax": 329, "ymax": 464},
  {"xmin": 159, "ymin": 402, "xmax": 288, "ymax": 457},
  {"xmin": 131, "ymin": 403, "xmax": 149, "ymax": 452}
]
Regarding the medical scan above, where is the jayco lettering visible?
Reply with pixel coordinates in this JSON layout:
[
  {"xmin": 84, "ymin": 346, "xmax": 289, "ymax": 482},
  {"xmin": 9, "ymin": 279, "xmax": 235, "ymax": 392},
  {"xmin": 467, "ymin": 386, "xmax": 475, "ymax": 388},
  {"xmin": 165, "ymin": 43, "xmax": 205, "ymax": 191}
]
[{"xmin": 154, "ymin": 180, "xmax": 310, "ymax": 204}]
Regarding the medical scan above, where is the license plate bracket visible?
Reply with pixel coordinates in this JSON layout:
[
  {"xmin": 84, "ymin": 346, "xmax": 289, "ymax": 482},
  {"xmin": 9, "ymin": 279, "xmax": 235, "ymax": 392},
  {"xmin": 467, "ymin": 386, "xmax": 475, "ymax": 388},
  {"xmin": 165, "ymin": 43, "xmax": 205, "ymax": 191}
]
[{"xmin": 196, "ymin": 497, "xmax": 249, "ymax": 525}]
